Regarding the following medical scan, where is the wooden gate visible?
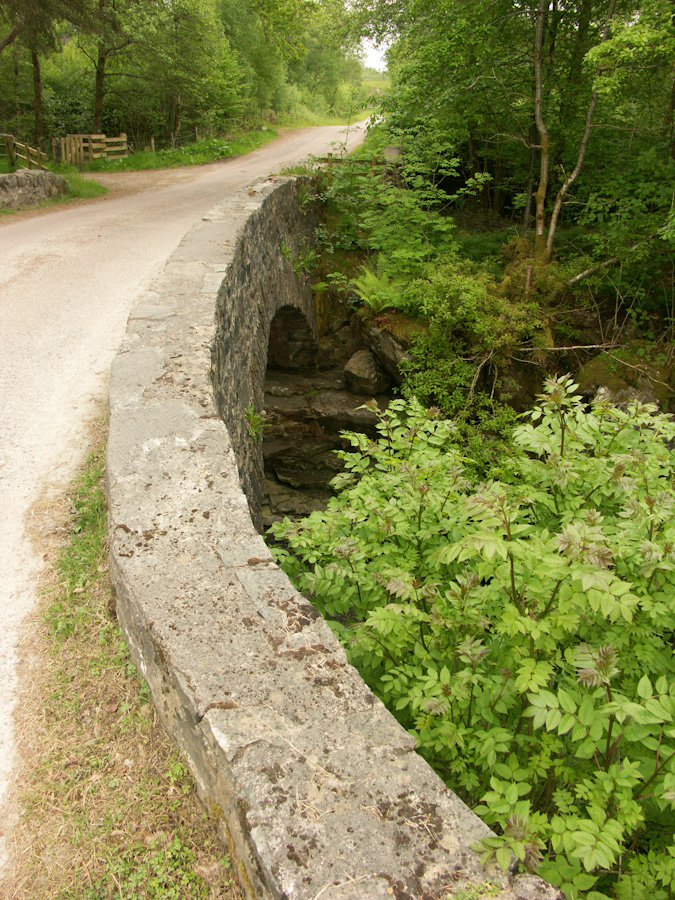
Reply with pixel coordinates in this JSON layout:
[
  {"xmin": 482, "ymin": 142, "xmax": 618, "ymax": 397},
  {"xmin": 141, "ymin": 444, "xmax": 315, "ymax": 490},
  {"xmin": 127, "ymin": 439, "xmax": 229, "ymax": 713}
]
[
  {"xmin": 56, "ymin": 133, "xmax": 128, "ymax": 166},
  {"xmin": 1, "ymin": 134, "xmax": 45, "ymax": 169}
]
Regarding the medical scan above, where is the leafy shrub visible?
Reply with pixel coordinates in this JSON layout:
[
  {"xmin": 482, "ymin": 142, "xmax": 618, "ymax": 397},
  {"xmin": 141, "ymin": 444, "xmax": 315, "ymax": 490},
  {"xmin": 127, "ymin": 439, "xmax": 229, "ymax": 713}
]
[
  {"xmin": 271, "ymin": 380, "xmax": 675, "ymax": 900},
  {"xmin": 351, "ymin": 263, "xmax": 407, "ymax": 313}
]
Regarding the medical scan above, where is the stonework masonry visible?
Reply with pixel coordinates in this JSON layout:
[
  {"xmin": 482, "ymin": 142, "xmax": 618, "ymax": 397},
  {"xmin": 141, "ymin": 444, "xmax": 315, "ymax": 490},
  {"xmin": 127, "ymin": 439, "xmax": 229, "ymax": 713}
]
[
  {"xmin": 0, "ymin": 168, "xmax": 67, "ymax": 208},
  {"xmin": 210, "ymin": 180, "xmax": 320, "ymax": 527},
  {"xmin": 106, "ymin": 177, "xmax": 561, "ymax": 900}
]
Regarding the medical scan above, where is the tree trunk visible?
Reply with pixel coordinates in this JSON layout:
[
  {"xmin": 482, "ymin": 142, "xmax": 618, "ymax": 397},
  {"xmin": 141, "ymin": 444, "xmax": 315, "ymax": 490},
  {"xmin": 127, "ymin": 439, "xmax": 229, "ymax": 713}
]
[
  {"xmin": 92, "ymin": 0, "xmax": 108, "ymax": 134},
  {"xmin": 93, "ymin": 44, "xmax": 107, "ymax": 133},
  {"xmin": 12, "ymin": 36, "xmax": 20, "ymax": 131},
  {"xmin": 533, "ymin": 0, "xmax": 550, "ymax": 261},
  {"xmin": 522, "ymin": 124, "xmax": 537, "ymax": 233},
  {"xmin": 31, "ymin": 50, "xmax": 43, "ymax": 145},
  {"xmin": 661, "ymin": 63, "xmax": 675, "ymax": 157},
  {"xmin": 171, "ymin": 94, "xmax": 182, "ymax": 145},
  {"xmin": 555, "ymin": 0, "xmax": 591, "ymax": 169},
  {"xmin": 544, "ymin": 0, "xmax": 617, "ymax": 262}
]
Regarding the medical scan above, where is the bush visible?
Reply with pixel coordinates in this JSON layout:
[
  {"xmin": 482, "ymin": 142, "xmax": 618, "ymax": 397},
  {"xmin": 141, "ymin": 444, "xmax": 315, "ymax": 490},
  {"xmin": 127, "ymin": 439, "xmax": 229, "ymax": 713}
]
[{"xmin": 272, "ymin": 380, "xmax": 675, "ymax": 900}]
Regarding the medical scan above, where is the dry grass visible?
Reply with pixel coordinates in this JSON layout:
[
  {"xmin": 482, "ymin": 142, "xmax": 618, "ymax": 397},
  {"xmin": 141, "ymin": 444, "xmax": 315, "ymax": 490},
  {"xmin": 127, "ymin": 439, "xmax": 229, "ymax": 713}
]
[{"xmin": 1, "ymin": 422, "xmax": 243, "ymax": 900}]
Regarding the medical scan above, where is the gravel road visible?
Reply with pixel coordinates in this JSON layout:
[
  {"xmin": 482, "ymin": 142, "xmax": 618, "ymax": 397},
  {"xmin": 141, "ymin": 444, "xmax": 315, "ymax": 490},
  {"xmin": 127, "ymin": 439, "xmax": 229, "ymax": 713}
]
[{"xmin": 0, "ymin": 122, "xmax": 366, "ymax": 872}]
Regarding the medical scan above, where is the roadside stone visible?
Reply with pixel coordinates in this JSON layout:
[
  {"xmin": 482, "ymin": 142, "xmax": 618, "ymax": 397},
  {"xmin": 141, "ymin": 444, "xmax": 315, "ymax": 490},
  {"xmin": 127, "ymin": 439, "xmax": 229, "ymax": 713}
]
[
  {"xmin": 0, "ymin": 168, "xmax": 67, "ymax": 209},
  {"xmin": 344, "ymin": 349, "xmax": 391, "ymax": 394}
]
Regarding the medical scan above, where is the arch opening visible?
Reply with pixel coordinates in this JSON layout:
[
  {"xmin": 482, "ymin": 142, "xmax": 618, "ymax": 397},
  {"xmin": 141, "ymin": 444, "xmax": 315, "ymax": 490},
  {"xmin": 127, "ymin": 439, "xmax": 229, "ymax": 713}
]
[{"xmin": 267, "ymin": 305, "xmax": 318, "ymax": 371}]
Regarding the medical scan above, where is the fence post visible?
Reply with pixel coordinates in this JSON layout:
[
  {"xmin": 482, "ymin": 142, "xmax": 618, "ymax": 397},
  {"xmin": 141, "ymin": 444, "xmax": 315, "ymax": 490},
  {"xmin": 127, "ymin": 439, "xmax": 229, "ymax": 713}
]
[
  {"xmin": 3, "ymin": 135, "xmax": 16, "ymax": 167},
  {"xmin": 150, "ymin": 136, "xmax": 155, "ymax": 152}
]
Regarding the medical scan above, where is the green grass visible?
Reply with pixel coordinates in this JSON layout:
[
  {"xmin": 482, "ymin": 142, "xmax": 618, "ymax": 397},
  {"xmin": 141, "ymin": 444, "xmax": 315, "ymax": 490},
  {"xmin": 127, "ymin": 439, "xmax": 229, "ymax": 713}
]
[
  {"xmin": 63, "ymin": 172, "xmax": 108, "ymax": 199},
  {"xmin": 278, "ymin": 107, "xmax": 379, "ymax": 127},
  {"xmin": 2, "ymin": 429, "xmax": 242, "ymax": 900},
  {"xmin": 0, "ymin": 159, "xmax": 107, "ymax": 211},
  {"xmin": 83, "ymin": 129, "xmax": 277, "ymax": 172}
]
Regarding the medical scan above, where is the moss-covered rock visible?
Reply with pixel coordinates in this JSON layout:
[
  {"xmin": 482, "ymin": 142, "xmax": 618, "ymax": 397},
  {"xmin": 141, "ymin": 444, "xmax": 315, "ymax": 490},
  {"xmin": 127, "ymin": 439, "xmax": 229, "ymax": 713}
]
[{"xmin": 577, "ymin": 341, "xmax": 675, "ymax": 410}]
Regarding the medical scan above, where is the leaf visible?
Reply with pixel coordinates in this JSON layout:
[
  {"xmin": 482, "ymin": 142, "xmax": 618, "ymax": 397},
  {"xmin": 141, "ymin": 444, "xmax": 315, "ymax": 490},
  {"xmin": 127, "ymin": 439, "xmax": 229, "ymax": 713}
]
[
  {"xmin": 496, "ymin": 846, "xmax": 512, "ymax": 872},
  {"xmin": 546, "ymin": 708, "xmax": 562, "ymax": 731},
  {"xmin": 637, "ymin": 675, "xmax": 653, "ymax": 700}
]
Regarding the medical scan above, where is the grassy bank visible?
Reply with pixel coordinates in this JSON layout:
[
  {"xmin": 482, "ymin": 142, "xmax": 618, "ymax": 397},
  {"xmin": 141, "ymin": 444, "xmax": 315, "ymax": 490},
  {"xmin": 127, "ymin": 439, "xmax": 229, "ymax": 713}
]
[
  {"xmin": 80, "ymin": 129, "xmax": 277, "ymax": 173},
  {"xmin": 1, "ymin": 424, "xmax": 240, "ymax": 900},
  {"xmin": 0, "ymin": 163, "xmax": 107, "ymax": 213},
  {"xmin": 277, "ymin": 107, "xmax": 379, "ymax": 127}
]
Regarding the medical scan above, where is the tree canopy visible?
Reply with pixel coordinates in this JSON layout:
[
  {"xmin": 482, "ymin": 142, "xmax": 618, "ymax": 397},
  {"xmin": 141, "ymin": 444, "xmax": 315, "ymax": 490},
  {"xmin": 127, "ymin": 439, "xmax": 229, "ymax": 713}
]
[{"xmin": 0, "ymin": 0, "xmax": 367, "ymax": 144}]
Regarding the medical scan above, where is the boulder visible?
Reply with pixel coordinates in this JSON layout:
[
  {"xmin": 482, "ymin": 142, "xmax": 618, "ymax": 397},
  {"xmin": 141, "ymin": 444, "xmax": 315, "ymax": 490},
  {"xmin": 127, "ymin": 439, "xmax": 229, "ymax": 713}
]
[
  {"xmin": 344, "ymin": 349, "xmax": 391, "ymax": 395},
  {"xmin": 0, "ymin": 168, "xmax": 68, "ymax": 209},
  {"xmin": 365, "ymin": 325, "xmax": 408, "ymax": 384},
  {"xmin": 576, "ymin": 342, "xmax": 674, "ymax": 411}
]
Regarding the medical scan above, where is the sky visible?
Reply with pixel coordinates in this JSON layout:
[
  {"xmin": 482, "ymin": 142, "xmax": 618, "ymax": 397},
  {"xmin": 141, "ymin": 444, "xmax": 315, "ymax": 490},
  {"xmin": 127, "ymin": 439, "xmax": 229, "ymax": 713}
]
[{"xmin": 361, "ymin": 38, "xmax": 388, "ymax": 71}]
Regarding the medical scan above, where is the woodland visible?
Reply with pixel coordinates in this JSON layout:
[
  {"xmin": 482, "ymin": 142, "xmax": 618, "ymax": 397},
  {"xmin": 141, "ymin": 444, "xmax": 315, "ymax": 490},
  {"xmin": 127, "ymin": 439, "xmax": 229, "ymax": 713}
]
[{"xmin": 0, "ymin": 0, "xmax": 371, "ymax": 146}]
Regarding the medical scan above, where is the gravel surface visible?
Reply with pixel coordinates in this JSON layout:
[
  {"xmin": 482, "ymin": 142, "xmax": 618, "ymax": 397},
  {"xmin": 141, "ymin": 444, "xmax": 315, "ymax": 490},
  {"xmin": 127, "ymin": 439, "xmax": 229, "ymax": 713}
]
[{"xmin": 0, "ymin": 122, "xmax": 366, "ymax": 873}]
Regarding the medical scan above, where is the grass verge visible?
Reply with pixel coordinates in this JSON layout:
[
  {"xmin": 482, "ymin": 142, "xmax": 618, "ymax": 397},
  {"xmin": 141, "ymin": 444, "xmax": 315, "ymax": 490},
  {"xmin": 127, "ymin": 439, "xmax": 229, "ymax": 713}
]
[
  {"xmin": 0, "ymin": 169, "xmax": 107, "ymax": 214},
  {"xmin": 80, "ymin": 130, "xmax": 277, "ymax": 173},
  {"xmin": 277, "ymin": 108, "xmax": 379, "ymax": 127},
  {"xmin": 1, "ymin": 422, "xmax": 241, "ymax": 900}
]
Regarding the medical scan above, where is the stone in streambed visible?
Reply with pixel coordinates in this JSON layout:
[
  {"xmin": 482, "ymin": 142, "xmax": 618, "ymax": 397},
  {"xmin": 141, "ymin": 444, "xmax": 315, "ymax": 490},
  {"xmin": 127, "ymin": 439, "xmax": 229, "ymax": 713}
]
[{"xmin": 344, "ymin": 349, "xmax": 391, "ymax": 395}]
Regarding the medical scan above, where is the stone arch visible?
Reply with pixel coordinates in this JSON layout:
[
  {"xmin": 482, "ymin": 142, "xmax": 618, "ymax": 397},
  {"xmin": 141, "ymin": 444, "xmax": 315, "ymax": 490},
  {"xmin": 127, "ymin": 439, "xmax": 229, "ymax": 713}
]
[
  {"xmin": 267, "ymin": 305, "xmax": 318, "ymax": 371},
  {"xmin": 210, "ymin": 179, "xmax": 320, "ymax": 528}
]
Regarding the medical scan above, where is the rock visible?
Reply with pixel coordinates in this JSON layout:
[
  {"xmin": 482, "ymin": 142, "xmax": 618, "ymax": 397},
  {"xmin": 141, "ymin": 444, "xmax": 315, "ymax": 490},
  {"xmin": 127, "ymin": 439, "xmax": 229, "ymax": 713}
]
[
  {"xmin": 0, "ymin": 168, "xmax": 68, "ymax": 209},
  {"xmin": 364, "ymin": 322, "xmax": 412, "ymax": 385},
  {"xmin": 576, "ymin": 341, "xmax": 674, "ymax": 410},
  {"xmin": 265, "ymin": 369, "xmax": 346, "ymax": 398},
  {"xmin": 265, "ymin": 388, "xmax": 386, "ymax": 438},
  {"xmin": 344, "ymin": 349, "xmax": 391, "ymax": 395}
]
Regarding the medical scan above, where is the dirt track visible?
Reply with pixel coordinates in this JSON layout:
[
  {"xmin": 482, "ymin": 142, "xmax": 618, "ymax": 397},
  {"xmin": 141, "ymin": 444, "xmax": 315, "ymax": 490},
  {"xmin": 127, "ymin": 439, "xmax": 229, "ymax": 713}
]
[{"xmin": 0, "ymin": 122, "xmax": 367, "ymax": 872}]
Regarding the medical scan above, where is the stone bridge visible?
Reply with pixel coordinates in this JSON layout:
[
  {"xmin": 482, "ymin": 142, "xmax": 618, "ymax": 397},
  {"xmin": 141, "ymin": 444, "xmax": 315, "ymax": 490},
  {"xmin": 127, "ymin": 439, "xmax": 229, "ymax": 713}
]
[{"xmin": 106, "ymin": 177, "xmax": 559, "ymax": 900}]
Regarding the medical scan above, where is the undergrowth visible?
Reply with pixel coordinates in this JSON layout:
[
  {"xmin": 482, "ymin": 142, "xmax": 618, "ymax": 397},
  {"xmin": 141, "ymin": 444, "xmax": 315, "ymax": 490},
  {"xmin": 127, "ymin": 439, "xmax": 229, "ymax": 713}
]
[
  {"xmin": 273, "ymin": 382, "xmax": 675, "ymax": 900},
  {"xmin": 1, "ymin": 427, "xmax": 240, "ymax": 900}
]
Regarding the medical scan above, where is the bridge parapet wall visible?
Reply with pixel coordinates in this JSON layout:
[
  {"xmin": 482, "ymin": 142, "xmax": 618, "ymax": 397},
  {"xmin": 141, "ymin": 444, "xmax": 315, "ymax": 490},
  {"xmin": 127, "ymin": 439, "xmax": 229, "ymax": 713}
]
[{"xmin": 106, "ymin": 177, "xmax": 560, "ymax": 900}]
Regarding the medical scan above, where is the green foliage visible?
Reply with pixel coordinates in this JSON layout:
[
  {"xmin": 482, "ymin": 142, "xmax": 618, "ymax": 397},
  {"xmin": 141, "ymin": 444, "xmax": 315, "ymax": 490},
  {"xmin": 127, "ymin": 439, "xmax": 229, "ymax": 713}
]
[
  {"xmin": 245, "ymin": 403, "xmax": 265, "ymax": 442},
  {"xmin": 280, "ymin": 238, "xmax": 317, "ymax": 276},
  {"xmin": 46, "ymin": 446, "xmax": 108, "ymax": 640},
  {"xmin": 351, "ymin": 263, "xmax": 406, "ymax": 313},
  {"xmin": 78, "ymin": 834, "xmax": 218, "ymax": 900},
  {"xmin": 272, "ymin": 380, "xmax": 675, "ymax": 899},
  {"xmin": 0, "ymin": 0, "xmax": 366, "ymax": 147}
]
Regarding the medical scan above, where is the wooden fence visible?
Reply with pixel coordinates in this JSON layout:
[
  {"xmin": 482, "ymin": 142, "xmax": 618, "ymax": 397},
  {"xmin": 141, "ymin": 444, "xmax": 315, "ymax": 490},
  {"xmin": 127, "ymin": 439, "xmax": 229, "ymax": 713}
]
[
  {"xmin": 55, "ymin": 133, "xmax": 128, "ymax": 166},
  {"xmin": 1, "ymin": 134, "xmax": 45, "ymax": 169}
]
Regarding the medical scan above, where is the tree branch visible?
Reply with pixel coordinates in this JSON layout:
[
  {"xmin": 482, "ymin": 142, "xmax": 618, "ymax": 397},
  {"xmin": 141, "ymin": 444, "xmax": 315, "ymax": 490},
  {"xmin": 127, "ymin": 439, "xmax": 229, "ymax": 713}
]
[
  {"xmin": 0, "ymin": 23, "xmax": 20, "ymax": 54},
  {"xmin": 550, "ymin": 233, "xmax": 659, "ymax": 298}
]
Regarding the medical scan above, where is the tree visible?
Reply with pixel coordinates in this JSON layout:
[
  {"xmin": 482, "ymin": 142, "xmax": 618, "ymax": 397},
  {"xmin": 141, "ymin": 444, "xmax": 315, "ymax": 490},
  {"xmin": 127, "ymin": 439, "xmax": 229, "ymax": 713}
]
[
  {"xmin": 354, "ymin": 0, "xmax": 675, "ymax": 295},
  {"xmin": 0, "ymin": 0, "xmax": 91, "ymax": 55},
  {"xmin": 0, "ymin": 0, "xmax": 93, "ymax": 142}
]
